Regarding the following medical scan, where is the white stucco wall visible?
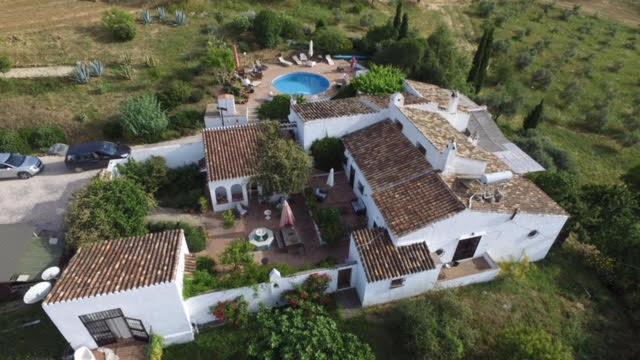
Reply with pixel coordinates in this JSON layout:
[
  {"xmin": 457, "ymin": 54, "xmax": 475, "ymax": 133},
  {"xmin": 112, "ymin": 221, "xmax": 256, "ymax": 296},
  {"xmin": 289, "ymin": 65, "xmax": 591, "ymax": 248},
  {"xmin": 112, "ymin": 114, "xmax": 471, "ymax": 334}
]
[
  {"xmin": 292, "ymin": 110, "xmax": 387, "ymax": 150},
  {"xmin": 204, "ymin": 114, "xmax": 248, "ymax": 128},
  {"xmin": 185, "ymin": 266, "xmax": 355, "ymax": 324},
  {"xmin": 207, "ymin": 176, "xmax": 251, "ymax": 212},
  {"xmin": 130, "ymin": 139, "xmax": 204, "ymax": 169},
  {"xmin": 397, "ymin": 209, "xmax": 568, "ymax": 263}
]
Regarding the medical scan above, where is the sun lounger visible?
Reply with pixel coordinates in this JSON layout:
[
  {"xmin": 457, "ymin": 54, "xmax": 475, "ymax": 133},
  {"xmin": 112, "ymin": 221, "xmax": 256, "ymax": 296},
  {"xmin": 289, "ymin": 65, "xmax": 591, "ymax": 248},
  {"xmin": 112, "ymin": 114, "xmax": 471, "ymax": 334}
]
[
  {"xmin": 325, "ymin": 54, "xmax": 335, "ymax": 65},
  {"xmin": 304, "ymin": 61, "xmax": 316, "ymax": 67},
  {"xmin": 300, "ymin": 53, "xmax": 308, "ymax": 62},
  {"xmin": 292, "ymin": 55, "xmax": 303, "ymax": 65},
  {"xmin": 278, "ymin": 56, "xmax": 293, "ymax": 67}
]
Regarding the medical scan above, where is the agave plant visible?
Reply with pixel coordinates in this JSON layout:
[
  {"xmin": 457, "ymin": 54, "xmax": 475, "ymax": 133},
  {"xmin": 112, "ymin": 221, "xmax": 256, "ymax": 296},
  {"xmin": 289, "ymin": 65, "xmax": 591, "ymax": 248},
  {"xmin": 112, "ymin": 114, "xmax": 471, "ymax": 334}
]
[
  {"xmin": 175, "ymin": 10, "xmax": 187, "ymax": 26},
  {"xmin": 141, "ymin": 9, "xmax": 152, "ymax": 25},
  {"xmin": 157, "ymin": 7, "xmax": 167, "ymax": 22},
  {"xmin": 89, "ymin": 59, "xmax": 104, "ymax": 77},
  {"xmin": 73, "ymin": 62, "xmax": 91, "ymax": 84},
  {"xmin": 118, "ymin": 64, "xmax": 136, "ymax": 80}
]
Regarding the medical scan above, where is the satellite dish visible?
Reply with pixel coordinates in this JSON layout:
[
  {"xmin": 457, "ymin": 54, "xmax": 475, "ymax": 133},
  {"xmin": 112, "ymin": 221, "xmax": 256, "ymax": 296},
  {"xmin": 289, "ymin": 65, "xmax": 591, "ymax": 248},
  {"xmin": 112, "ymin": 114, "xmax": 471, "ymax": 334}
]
[
  {"xmin": 41, "ymin": 266, "xmax": 60, "ymax": 280},
  {"xmin": 23, "ymin": 281, "xmax": 52, "ymax": 304}
]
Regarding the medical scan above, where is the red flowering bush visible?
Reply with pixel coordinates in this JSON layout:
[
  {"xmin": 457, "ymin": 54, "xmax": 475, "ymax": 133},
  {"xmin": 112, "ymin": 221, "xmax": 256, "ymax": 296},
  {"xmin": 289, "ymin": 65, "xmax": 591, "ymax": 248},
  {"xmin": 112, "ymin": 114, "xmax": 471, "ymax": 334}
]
[
  {"xmin": 210, "ymin": 296, "xmax": 249, "ymax": 326},
  {"xmin": 282, "ymin": 273, "xmax": 333, "ymax": 308}
]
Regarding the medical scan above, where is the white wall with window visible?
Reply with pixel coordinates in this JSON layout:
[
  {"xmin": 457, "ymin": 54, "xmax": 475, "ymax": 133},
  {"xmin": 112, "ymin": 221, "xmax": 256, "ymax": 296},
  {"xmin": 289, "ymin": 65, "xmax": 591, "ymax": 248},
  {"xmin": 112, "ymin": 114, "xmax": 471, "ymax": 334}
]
[{"xmin": 207, "ymin": 176, "xmax": 251, "ymax": 212}]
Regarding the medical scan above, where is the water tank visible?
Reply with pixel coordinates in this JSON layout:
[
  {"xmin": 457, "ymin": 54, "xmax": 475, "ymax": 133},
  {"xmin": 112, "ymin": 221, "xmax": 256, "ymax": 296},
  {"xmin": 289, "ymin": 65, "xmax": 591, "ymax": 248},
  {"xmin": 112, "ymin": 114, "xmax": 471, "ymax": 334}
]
[{"xmin": 480, "ymin": 171, "xmax": 513, "ymax": 185}]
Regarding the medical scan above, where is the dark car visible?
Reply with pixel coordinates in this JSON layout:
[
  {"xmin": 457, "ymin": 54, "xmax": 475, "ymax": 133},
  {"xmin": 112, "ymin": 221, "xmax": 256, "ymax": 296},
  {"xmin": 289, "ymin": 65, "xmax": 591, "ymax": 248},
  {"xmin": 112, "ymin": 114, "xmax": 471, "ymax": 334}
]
[{"xmin": 65, "ymin": 141, "xmax": 131, "ymax": 171}]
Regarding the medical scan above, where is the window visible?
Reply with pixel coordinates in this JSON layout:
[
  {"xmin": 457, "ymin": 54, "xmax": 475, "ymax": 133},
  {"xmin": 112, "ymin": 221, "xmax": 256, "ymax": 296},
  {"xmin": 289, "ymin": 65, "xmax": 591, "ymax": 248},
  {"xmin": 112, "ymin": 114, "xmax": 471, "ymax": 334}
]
[
  {"xmin": 527, "ymin": 230, "xmax": 539, "ymax": 238},
  {"xmin": 395, "ymin": 120, "xmax": 403, "ymax": 130},
  {"xmin": 357, "ymin": 181, "xmax": 364, "ymax": 194},
  {"xmin": 390, "ymin": 278, "xmax": 405, "ymax": 289},
  {"xmin": 416, "ymin": 142, "xmax": 426, "ymax": 155},
  {"xmin": 452, "ymin": 236, "xmax": 482, "ymax": 261}
]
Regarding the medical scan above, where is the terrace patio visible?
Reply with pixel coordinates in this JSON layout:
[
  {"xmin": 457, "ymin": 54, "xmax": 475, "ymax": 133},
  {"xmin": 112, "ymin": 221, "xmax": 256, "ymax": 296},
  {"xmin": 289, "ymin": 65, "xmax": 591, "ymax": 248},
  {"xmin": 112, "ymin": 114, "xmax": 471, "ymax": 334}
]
[{"xmin": 204, "ymin": 170, "xmax": 366, "ymax": 269}]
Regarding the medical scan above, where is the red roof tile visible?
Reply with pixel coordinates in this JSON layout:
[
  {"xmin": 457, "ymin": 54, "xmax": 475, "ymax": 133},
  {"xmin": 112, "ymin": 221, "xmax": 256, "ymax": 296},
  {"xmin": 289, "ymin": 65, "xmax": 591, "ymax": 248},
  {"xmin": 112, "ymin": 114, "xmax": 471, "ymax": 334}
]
[{"xmin": 203, "ymin": 124, "xmax": 263, "ymax": 181}]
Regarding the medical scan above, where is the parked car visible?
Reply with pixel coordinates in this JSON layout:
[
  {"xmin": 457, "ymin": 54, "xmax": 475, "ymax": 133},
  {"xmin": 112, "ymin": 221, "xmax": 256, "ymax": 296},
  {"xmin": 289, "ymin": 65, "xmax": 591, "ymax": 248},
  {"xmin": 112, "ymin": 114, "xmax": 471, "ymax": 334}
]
[
  {"xmin": 0, "ymin": 153, "xmax": 44, "ymax": 179},
  {"xmin": 65, "ymin": 141, "xmax": 131, "ymax": 171}
]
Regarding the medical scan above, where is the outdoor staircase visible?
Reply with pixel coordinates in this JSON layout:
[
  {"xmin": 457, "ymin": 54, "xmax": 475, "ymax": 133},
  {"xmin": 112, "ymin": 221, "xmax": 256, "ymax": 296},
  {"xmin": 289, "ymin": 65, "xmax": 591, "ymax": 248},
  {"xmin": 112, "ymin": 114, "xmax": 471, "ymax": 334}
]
[
  {"xmin": 184, "ymin": 254, "xmax": 197, "ymax": 277},
  {"xmin": 247, "ymin": 106, "xmax": 260, "ymax": 123}
]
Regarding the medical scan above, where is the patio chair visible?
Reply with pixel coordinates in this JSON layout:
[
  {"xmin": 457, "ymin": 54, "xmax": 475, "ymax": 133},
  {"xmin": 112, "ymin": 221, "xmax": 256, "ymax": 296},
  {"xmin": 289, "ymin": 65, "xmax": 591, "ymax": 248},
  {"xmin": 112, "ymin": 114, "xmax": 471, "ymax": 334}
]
[
  {"xmin": 351, "ymin": 197, "xmax": 366, "ymax": 215},
  {"xmin": 278, "ymin": 56, "xmax": 293, "ymax": 67},
  {"xmin": 314, "ymin": 187, "xmax": 328, "ymax": 202},
  {"xmin": 292, "ymin": 55, "xmax": 303, "ymax": 66},
  {"xmin": 256, "ymin": 60, "xmax": 268, "ymax": 71},
  {"xmin": 325, "ymin": 54, "xmax": 335, "ymax": 65},
  {"xmin": 236, "ymin": 203, "xmax": 248, "ymax": 217},
  {"xmin": 300, "ymin": 53, "xmax": 308, "ymax": 62}
]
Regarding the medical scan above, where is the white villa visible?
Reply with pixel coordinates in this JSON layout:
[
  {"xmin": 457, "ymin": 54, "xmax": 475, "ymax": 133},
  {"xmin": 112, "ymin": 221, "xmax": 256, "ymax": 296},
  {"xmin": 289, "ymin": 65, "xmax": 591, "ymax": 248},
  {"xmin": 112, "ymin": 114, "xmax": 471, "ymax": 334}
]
[{"xmin": 43, "ymin": 78, "xmax": 568, "ymax": 351}]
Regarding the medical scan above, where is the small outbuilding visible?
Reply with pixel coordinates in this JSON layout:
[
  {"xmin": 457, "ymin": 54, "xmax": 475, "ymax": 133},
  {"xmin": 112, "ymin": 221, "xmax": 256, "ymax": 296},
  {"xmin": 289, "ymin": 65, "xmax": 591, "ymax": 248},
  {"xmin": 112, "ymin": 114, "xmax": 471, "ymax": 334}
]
[{"xmin": 43, "ymin": 230, "xmax": 194, "ymax": 350}]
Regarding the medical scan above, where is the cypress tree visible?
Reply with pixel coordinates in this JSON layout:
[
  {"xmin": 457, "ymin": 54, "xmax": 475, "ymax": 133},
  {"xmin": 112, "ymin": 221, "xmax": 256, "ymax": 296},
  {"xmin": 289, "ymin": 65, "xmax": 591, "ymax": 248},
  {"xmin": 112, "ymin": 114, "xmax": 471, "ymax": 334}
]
[
  {"xmin": 398, "ymin": 14, "xmax": 409, "ymax": 39},
  {"xmin": 393, "ymin": 1, "xmax": 403, "ymax": 29},
  {"xmin": 468, "ymin": 26, "xmax": 494, "ymax": 93},
  {"xmin": 523, "ymin": 100, "xmax": 545, "ymax": 130}
]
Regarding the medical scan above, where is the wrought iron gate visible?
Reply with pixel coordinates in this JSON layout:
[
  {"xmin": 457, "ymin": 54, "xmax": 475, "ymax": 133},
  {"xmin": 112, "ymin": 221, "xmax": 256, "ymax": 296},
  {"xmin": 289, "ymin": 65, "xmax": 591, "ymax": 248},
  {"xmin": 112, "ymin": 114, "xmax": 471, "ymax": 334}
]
[{"xmin": 79, "ymin": 308, "xmax": 149, "ymax": 346}]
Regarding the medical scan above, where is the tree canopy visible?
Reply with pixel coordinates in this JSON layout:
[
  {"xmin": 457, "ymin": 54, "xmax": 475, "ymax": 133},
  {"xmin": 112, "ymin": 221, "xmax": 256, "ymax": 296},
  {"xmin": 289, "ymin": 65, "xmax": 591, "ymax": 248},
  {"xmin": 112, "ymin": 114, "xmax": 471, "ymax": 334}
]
[
  {"xmin": 523, "ymin": 100, "xmax": 545, "ymax": 130},
  {"xmin": 351, "ymin": 64, "xmax": 405, "ymax": 95},
  {"xmin": 253, "ymin": 123, "xmax": 312, "ymax": 196},
  {"xmin": 414, "ymin": 25, "xmax": 470, "ymax": 92},
  {"xmin": 65, "ymin": 178, "xmax": 154, "ymax": 249},
  {"xmin": 254, "ymin": 10, "xmax": 282, "ymax": 48},
  {"xmin": 496, "ymin": 327, "xmax": 572, "ymax": 360},
  {"xmin": 248, "ymin": 304, "xmax": 375, "ymax": 360}
]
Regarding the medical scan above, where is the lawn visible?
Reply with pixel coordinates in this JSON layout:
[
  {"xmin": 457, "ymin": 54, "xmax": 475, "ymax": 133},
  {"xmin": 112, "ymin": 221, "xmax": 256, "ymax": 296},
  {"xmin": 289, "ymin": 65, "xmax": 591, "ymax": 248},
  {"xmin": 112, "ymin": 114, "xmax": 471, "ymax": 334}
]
[{"xmin": 0, "ymin": 303, "xmax": 68, "ymax": 359}]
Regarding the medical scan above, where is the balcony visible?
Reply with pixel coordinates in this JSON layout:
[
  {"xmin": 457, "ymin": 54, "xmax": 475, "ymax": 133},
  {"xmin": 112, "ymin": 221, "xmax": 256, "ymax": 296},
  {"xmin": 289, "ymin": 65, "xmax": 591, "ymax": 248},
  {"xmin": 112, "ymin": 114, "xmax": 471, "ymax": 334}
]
[{"xmin": 437, "ymin": 252, "xmax": 500, "ymax": 289}]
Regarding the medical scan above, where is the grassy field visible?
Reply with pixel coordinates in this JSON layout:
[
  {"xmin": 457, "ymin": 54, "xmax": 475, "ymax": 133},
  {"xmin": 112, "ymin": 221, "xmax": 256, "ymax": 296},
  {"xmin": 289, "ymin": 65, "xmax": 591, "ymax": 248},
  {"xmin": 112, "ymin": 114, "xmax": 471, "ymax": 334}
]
[{"xmin": 343, "ymin": 249, "xmax": 639, "ymax": 359}]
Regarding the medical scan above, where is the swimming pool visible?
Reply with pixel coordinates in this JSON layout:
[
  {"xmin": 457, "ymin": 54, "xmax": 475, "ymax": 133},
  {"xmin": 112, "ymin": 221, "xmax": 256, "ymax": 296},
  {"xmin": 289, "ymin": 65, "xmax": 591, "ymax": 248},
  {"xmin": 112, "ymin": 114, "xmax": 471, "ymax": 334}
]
[{"xmin": 272, "ymin": 72, "xmax": 330, "ymax": 96}]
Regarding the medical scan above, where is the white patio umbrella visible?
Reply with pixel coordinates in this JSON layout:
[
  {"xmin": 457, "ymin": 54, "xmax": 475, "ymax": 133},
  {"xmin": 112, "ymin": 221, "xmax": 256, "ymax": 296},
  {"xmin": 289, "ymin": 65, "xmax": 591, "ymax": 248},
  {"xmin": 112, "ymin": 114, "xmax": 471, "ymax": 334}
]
[
  {"xmin": 308, "ymin": 40, "xmax": 314, "ymax": 58},
  {"xmin": 327, "ymin": 168, "xmax": 335, "ymax": 188},
  {"xmin": 279, "ymin": 200, "xmax": 295, "ymax": 228}
]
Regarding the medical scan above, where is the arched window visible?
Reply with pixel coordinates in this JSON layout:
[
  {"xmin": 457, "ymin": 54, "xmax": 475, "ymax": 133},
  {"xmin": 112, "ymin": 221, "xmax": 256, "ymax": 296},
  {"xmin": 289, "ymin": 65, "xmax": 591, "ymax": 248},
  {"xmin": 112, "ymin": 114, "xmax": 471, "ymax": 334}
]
[
  {"xmin": 215, "ymin": 186, "xmax": 228, "ymax": 204},
  {"xmin": 231, "ymin": 184, "xmax": 244, "ymax": 202}
]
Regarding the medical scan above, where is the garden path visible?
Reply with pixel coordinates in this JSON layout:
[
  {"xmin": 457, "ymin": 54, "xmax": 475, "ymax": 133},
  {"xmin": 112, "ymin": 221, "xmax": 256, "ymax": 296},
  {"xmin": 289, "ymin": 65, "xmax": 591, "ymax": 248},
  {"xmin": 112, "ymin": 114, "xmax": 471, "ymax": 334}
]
[{"xmin": 0, "ymin": 66, "xmax": 74, "ymax": 79}]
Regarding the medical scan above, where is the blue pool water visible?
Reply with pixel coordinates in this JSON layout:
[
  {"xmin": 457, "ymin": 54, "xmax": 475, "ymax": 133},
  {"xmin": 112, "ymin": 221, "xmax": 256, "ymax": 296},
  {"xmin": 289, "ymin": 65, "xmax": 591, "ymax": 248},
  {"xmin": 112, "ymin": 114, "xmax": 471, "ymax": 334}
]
[{"xmin": 272, "ymin": 72, "xmax": 330, "ymax": 96}]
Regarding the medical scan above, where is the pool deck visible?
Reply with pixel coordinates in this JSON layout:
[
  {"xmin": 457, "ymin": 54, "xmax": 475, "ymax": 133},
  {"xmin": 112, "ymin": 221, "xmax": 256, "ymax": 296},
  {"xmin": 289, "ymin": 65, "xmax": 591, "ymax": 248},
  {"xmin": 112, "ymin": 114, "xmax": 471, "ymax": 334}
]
[{"xmin": 247, "ymin": 58, "xmax": 352, "ymax": 109}]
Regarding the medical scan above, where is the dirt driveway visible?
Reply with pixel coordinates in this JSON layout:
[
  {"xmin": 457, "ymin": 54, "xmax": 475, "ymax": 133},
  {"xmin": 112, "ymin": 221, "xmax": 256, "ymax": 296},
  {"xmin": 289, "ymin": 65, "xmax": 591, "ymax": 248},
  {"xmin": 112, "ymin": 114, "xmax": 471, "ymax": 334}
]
[{"xmin": 0, "ymin": 156, "xmax": 97, "ymax": 231}]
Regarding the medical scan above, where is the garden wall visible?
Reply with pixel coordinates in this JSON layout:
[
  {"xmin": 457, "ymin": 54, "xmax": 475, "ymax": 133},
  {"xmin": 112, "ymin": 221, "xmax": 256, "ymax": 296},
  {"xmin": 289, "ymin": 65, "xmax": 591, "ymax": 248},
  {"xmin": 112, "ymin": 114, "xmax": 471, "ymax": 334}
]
[
  {"xmin": 184, "ymin": 265, "xmax": 355, "ymax": 325},
  {"xmin": 130, "ymin": 137, "xmax": 204, "ymax": 169}
]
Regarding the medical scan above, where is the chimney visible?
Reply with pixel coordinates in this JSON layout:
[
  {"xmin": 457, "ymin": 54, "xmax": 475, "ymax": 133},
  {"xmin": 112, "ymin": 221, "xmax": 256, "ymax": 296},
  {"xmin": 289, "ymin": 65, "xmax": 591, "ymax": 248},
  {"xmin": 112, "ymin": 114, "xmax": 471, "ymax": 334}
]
[
  {"xmin": 443, "ymin": 139, "xmax": 457, "ymax": 172},
  {"xmin": 447, "ymin": 91, "xmax": 459, "ymax": 114},
  {"xmin": 390, "ymin": 93, "xmax": 405, "ymax": 108},
  {"xmin": 468, "ymin": 132, "xmax": 479, "ymax": 147}
]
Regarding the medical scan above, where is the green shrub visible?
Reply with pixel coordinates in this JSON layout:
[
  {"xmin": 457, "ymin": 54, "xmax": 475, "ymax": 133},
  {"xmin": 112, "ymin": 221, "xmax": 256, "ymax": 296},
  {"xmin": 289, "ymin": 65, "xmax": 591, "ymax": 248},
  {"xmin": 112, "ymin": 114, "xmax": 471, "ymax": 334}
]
[
  {"xmin": 201, "ymin": 41, "xmax": 236, "ymax": 72},
  {"xmin": 351, "ymin": 64, "xmax": 405, "ymax": 95},
  {"xmin": 280, "ymin": 16, "xmax": 305, "ymax": 40},
  {"xmin": 169, "ymin": 110, "xmax": 204, "ymax": 134},
  {"xmin": 228, "ymin": 15, "xmax": 252, "ymax": 33},
  {"xmin": 223, "ymin": 210, "xmax": 236, "ymax": 229},
  {"xmin": 103, "ymin": 8, "xmax": 137, "ymax": 41},
  {"xmin": 257, "ymin": 95, "xmax": 292, "ymax": 122},
  {"xmin": 157, "ymin": 80, "xmax": 193, "ymax": 110},
  {"xmin": 198, "ymin": 196, "xmax": 209, "ymax": 213},
  {"xmin": 211, "ymin": 296, "xmax": 249, "ymax": 327},
  {"xmin": 196, "ymin": 256, "xmax": 216, "ymax": 273},
  {"xmin": 313, "ymin": 208, "xmax": 345, "ymax": 245},
  {"xmin": 147, "ymin": 221, "xmax": 207, "ymax": 252},
  {"xmin": 314, "ymin": 27, "xmax": 352, "ymax": 54},
  {"xmin": 148, "ymin": 334, "xmax": 164, "ymax": 360},
  {"xmin": 65, "ymin": 178, "xmax": 153, "ymax": 249},
  {"xmin": 0, "ymin": 130, "xmax": 30, "ymax": 154},
  {"xmin": 254, "ymin": 10, "xmax": 282, "ymax": 48},
  {"xmin": 281, "ymin": 273, "xmax": 332, "ymax": 307},
  {"xmin": 118, "ymin": 156, "xmax": 169, "ymax": 194},
  {"xmin": 120, "ymin": 94, "xmax": 169, "ymax": 142},
  {"xmin": 156, "ymin": 164, "xmax": 205, "ymax": 210},
  {"xmin": 393, "ymin": 291, "xmax": 478, "ymax": 360},
  {"xmin": 27, "ymin": 125, "xmax": 66, "ymax": 152},
  {"xmin": 0, "ymin": 55, "xmax": 12, "ymax": 73},
  {"xmin": 189, "ymin": 88, "xmax": 204, "ymax": 103},
  {"xmin": 495, "ymin": 326, "xmax": 572, "ymax": 360},
  {"xmin": 102, "ymin": 120, "xmax": 123, "ymax": 140},
  {"xmin": 310, "ymin": 137, "xmax": 345, "ymax": 171}
]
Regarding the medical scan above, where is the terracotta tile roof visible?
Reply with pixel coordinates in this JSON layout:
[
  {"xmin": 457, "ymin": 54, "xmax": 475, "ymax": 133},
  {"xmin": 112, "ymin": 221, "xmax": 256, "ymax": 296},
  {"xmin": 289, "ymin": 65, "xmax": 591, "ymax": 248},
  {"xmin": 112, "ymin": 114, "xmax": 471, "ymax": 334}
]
[
  {"xmin": 405, "ymin": 80, "xmax": 479, "ymax": 112},
  {"xmin": 373, "ymin": 172, "xmax": 466, "ymax": 236},
  {"xmin": 343, "ymin": 120, "xmax": 432, "ymax": 191},
  {"xmin": 401, "ymin": 107, "xmax": 510, "ymax": 173},
  {"xmin": 292, "ymin": 97, "xmax": 379, "ymax": 121},
  {"xmin": 203, "ymin": 124, "xmax": 263, "ymax": 181},
  {"xmin": 352, "ymin": 228, "xmax": 436, "ymax": 282},
  {"xmin": 443, "ymin": 174, "xmax": 568, "ymax": 216},
  {"xmin": 45, "ymin": 230, "xmax": 184, "ymax": 304}
]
